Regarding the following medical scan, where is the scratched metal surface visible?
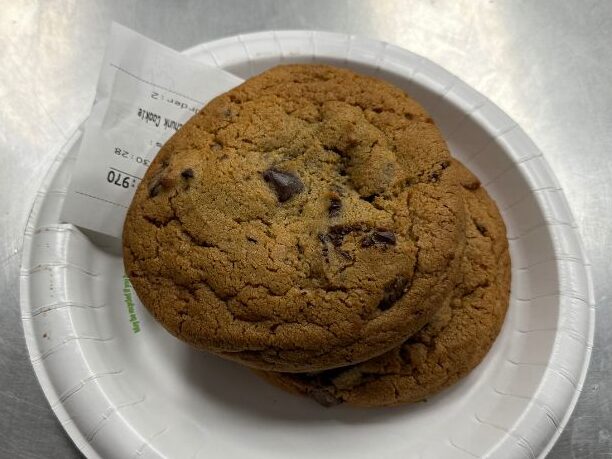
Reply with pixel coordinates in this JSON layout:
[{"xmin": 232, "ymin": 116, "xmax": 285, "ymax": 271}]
[{"xmin": 0, "ymin": 1, "xmax": 610, "ymax": 458}]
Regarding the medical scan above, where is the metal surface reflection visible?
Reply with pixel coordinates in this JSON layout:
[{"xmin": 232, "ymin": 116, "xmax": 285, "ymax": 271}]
[{"xmin": 1, "ymin": 1, "xmax": 610, "ymax": 457}]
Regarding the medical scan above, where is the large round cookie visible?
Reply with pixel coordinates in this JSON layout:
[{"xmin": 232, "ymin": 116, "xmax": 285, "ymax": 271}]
[
  {"xmin": 257, "ymin": 162, "xmax": 510, "ymax": 404},
  {"xmin": 123, "ymin": 64, "xmax": 466, "ymax": 372}
]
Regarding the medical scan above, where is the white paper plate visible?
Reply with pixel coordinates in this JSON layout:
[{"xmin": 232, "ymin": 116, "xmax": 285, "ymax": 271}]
[{"xmin": 21, "ymin": 31, "xmax": 594, "ymax": 459}]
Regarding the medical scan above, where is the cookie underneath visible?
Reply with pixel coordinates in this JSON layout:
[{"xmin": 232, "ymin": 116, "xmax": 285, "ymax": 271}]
[{"xmin": 256, "ymin": 161, "xmax": 510, "ymax": 406}]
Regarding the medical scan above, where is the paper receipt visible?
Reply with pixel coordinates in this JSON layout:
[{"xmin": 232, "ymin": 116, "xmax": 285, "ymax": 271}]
[{"xmin": 61, "ymin": 23, "xmax": 243, "ymax": 237}]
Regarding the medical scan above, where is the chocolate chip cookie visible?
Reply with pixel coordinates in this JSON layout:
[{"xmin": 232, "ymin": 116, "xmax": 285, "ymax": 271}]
[
  {"xmin": 256, "ymin": 162, "xmax": 510, "ymax": 405},
  {"xmin": 123, "ymin": 64, "xmax": 466, "ymax": 372}
]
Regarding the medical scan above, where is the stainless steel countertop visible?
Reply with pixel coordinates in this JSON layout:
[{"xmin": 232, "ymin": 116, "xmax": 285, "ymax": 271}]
[{"xmin": 1, "ymin": 1, "xmax": 610, "ymax": 457}]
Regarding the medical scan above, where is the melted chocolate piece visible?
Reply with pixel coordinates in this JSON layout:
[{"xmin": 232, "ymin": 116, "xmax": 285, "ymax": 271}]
[
  {"xmin": 148, "ymin": 179, "xmax": 162, "ymax": 197},
  {"xmin": 181, "ymin": 168, "xmax": 194, "ymax": 179},
  {"xmin": 475, "ymin": 222, "xmax": 488, "ymax": 236},
  {"xmin": 361, "ymin": 194, "xmax": 377, "ymax": 203},
  {"xmin": 263, "ymin": 168, "xmax": 304, "ymax": 202},
  {"xmin": 318, "ymin": 233, "xmax": 330, "ymax": 261},
  {"xmin": 327, "ymin": 224, "xmax": 367, "ymax": 247},
  {"xmin": 329, "ymin": 196, "xmax": 342, "ymax": 217},
  {"xmin": 372, "ymin": 231, "xmax": 396, "ymax": 245},
  {"xmin": 309, "ymin": 388, "xmax": 343, "ymax": 407},
  {"xmin": 328, "ymin": 228, "xmax": 345, "ymax": 247},
  {"xmin": 378, "ymin": 276, "xmax": 409, "ymax": 310},
  {"xmin": 362, "ymin": 230, "xmax": 397, "ymax": 248}
]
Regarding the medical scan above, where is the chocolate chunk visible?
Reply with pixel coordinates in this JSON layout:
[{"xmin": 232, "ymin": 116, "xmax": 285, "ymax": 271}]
[
  {"xmin": 318, "ymin": 233, "xmax": 330, "ymax": 260},
  {"xmin": 361, "ymin": 194, "xmax": 377, "ymax": 203},
  {"xmin": 263, "ymin": 168, "xmax": 304, "ymax": 202},
  {"xmin": 361, "ymin": 237, "xmax": 375, "ymax": 248},
  {"xmin": 362, "ymin": 230, "xmax": 396, "ymax": 247},
  {"xmin": 462, "ymin": 180, "xmax": 480, "ymax": 191},
  {"xmin": 317, "ymin": 365, "xmax": 354, "ymax": 385},
  {"xmin": 328, "ymin": 231, "xmax": 344, "ymax": 247},
  {"xmin": 148, "ymin": 179, "xmax": 162, "ymax": 197},
  {"xmin": 326, "ymin": 224, "xmax": 371, "ymax": 247},
  {"xmin": 475, "ymin": 222, "xmax": 488, "ymax": 236},
  {"xmin": 246, "ymin": 236, "xmax": 258, "ymax": 244},
  {"xmin": 329, "ymin": 196, "xmax": 342, "ymax": 217},
  {"xmin": 309, "ymin": 388, "xmax": 342, "ymax": 407},
  {"xmin": 181, "ymin": 168, "xmax": 194, "ymax": 179},
  {"xmin": 378, "ymin": 276, "xmax": 409, "ymax": 310},
  {"xmin": 320, "ymin": 228, "xmax": 357, "ymax": 261},
  {"xmin": 329, "ymin": 146, "xmax": 345, "ymax": 157},
  {"xmin": 327, "ymin": 225, "xmax": 352, "ymax": 247},
  {"xmin": 372, "ymin": 231, "xmax": 396, "ymax": 245}
]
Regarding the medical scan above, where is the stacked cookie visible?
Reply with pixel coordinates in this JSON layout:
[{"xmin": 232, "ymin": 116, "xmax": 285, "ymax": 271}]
[{"xmin": 123, "ymin": 64, "xmax": 510, "ymax": 407}]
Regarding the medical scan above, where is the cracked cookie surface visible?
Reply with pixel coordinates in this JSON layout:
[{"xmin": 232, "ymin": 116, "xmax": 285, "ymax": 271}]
[
  {"xmin": 256, "ymin": 161, "xmax": 510, "ymax": 404},
  {"xmin": 122, "ymin": 64, "xmax": 466, "ymax": 372}
]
